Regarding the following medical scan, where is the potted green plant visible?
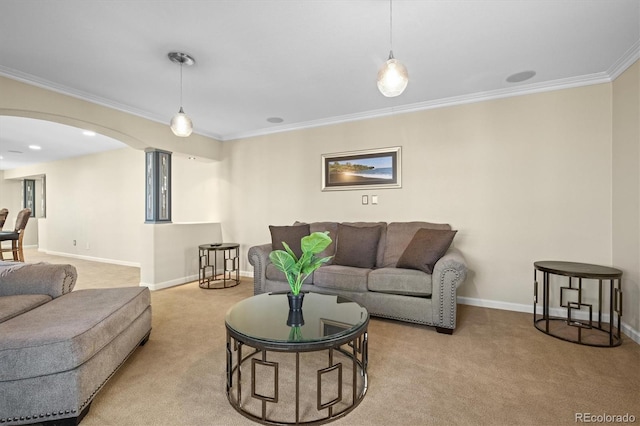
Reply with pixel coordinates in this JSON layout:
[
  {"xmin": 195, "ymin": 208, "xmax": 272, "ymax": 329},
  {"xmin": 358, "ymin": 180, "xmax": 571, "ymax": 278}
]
[{"xmin": 269, "ymin": 231, "xmax": 333, "ymax": 310}]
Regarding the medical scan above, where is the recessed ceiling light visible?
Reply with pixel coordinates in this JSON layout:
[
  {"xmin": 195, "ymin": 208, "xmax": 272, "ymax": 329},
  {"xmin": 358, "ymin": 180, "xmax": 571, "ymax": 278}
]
[
  {"xmin": 28, "ymin": 145, "xmax": 41, "ymax": 150},
  {"xmin": 267, "ymin": 117, "xmax": 284, "ymax": 124},
  {"xmin": 506, "ymin": 70, "xmax": 536, "ymax": 83},
  {"xmin": 83, "ymin": 130, "xmax": 96, "ymax": 136}
]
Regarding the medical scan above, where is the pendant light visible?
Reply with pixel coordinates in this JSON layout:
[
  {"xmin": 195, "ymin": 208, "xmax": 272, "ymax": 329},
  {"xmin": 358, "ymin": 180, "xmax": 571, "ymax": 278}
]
[
  {"xmin": 168, "ymin": 52, "xmax": 195, "ymax": 137},
  {"xmin": 377, "ymin": 0, "xmax": 408, "ymax": 97}
]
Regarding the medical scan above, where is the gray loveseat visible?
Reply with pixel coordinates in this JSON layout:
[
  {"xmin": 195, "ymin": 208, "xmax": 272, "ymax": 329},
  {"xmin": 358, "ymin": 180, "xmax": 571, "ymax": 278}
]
[
  {"xmin": 0, "ymin": 261, "xmax": 151, "ymax": 425},
  {"xmin": 248, "ymin": 221, "xmax": 467, "ymax": 334}
]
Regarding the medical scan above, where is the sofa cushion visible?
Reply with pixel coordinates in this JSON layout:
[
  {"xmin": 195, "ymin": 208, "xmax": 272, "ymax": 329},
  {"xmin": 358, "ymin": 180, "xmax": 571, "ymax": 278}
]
[
  {"xmin": 396, "ymin": 228, "xmax": 457, "ymax": 274},
  {"xmin": 368, "ymin": 268, "xmax": 433, "ymax": 296},
  {"xmin": 270, "ymin": 224, "xmax": 310, "ymax": 258},
  {"xmin": 295, "ymin": 221, "xmax": 339, "ymax": 264},
  {"xmin": 0, "ymin": 294, "xmax": 52, "ymax": 323},
  {"xmin": 0, "ymin": 286, "xmax": 150, "ymax": 381},
  {"xmin": 382, "ymin": 222, "xmax": 452, "ymax": 267},
  {"xmin": 0, "ymin": 261, "xmax": 28, "ymax": 278},
  {"xmin": 334, "ymin": 223, "xmax": 382, "ymax": 268},
  {"xmin": 314, "ymin": 265, "xmax": 371, "ymax": 292},
  {"xmin": 0, "ymin": 262, "xmax": 77, "ymax": 298},
  {"xmin": 342, "ymin": 222, "xmax": 387, "ymax": 267}
]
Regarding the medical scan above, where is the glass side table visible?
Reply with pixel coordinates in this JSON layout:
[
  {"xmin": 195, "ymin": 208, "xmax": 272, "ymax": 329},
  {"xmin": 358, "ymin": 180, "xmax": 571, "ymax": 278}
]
[
  {"xmin": 198, "ymin": 243, "xmax": 240, "ymax": 289},
  {"xmin": 533, "ymin": 261, "xmax": 623, "ymax": 347}
]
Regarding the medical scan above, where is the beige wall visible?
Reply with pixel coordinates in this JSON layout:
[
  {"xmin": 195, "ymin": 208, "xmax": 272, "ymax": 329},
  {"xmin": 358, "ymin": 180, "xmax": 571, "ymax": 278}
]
[
  {"xmin": 4, "ymin": 148, "xmax": 145, "ymax": 263},
  {"xmin": 613, "ymin": 61, "xmax": 640, "ymax": 333},
  {"xmin": 223, "ymin": 83, "xmax": 615, "ymax": 311},
  {"xmin": 0, "ymin": 172, "xmax": 22, "ymax": 228},
  {"xmin": 172, "ymin": 156, "xmax": 223, "ymax": 223},
  {"xmin": 2, "ymin": 149, "xmax": 221, "ymax": 265}
]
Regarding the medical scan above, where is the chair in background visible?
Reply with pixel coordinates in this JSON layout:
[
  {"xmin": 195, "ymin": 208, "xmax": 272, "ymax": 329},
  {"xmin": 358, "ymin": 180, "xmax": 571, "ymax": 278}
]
[
  {"xmin": 0, "ymin": 208, "xmax": 31, "ymax": 262},
  {"xmin": 0, "ymin": 209, "xmax": 8, "ymax": 230},
  {"xmin": 0, "ymin": 208, "xmax": 10, "ymax": 258}
]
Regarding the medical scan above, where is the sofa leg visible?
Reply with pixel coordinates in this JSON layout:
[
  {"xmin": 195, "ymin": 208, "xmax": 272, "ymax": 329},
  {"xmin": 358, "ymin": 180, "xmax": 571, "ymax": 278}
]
[
  {"xmin": 139, "ymin": 330, "xmax": 151, "ymax": 346},
  {"xmin": 41, "ymin": 403, "xmax": 91, "ymax": 426},
  {"xmin": 436, "ymin": 326, "xmax": 454, "ymax": 335}
]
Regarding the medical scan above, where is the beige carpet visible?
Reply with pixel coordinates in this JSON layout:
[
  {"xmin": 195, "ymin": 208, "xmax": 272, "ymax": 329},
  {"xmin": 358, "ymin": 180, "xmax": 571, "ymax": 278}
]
[{"xmin": 23, "ymin": 249, "xmax": 640, "ymax": 426}]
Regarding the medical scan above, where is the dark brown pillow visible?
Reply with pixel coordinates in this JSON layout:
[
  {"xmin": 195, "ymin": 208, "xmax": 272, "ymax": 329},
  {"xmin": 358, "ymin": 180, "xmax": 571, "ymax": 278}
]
[
  {"xmin": 396, "ymin": 228, "xmax": 457, "ymax": 274},
  {"xmin": 333, "ymin": 224, "xmax": 382, "ymax": 268},
  {"xmin": 269, "ymin": 224, "xmax": 310, "ymax": 258}
]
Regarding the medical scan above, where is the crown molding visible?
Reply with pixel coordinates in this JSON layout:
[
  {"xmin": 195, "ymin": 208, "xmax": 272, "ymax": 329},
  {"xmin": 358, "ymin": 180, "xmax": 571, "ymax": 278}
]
[
  {"xmin": 0, "ymin": 65, "xmax": 225, "ymax": 142},
  {"xmin": 608, "ymin": 39, "xmax": 640, "ymax": 80},
  {"xmin": 223, "ymin": 43, "xmax": 640, "ymax": 141},
  {"xmin": 0, "ymin": 65, "xmax": 160, "ymax": 120},
  {"xmin": 3, "ymin": 45, "xmax": 638, "ymax": 144},
  {"xmin": 224, "ymin": 72, "xmax": 613, "ymax": 141}
]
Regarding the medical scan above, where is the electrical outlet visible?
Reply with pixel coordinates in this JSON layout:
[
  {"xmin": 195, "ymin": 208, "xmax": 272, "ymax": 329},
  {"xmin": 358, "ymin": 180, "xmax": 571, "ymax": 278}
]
[
  {"xmin": 73, "ymin": 240, "xmax": 76, "ymax": 246},
  {"xmin": 85, "ymin": 242, "xmax": 90, "ymax": 250},
  {"xmin": 372, "ymin": 195, "xmax": 378, "ymax": 205},
  {"xmin": 362, "ymin": 195, "xmax": 368, "ymax": 205}
]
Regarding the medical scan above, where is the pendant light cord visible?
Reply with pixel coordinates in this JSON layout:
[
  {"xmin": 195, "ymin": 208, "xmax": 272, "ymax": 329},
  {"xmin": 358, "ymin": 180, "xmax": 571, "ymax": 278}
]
[
  {"xmin": 389, "ymin": 0, "xmax": 393, "ymax": 50},
  {"xmin": 179, "ymin": 61, "xmax": 183, "ymax": 108}
]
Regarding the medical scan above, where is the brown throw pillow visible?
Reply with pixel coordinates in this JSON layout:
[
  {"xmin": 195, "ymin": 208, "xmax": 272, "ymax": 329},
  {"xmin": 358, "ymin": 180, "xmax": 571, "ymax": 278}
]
[
  {"xmin": 396, "ymin": 228, "xmax": 457, "ymax": 274},
  {"xmin": 269, "ymin": 224, "xmax": 310, "ymax": 258},
  {"xmin": 333, "ymin": 224, "xmax": 382, "ymax": 268}
]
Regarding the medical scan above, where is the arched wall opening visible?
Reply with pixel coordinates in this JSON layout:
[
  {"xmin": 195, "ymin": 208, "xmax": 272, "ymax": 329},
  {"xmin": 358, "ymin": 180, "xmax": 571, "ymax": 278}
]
[{"xmin": 0, "ymin": 76, "xmax": 225, "ymax": 289}]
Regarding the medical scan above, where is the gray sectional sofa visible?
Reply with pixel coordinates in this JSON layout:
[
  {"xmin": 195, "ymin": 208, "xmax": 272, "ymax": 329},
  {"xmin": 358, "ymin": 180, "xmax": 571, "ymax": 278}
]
[
  {"xmin": 248, "ymin": 221, "xmax": 468, "ymax": 334},
  {"xmin": 0, "ymin": 261, "xmax": 151, "ymax": 425}
]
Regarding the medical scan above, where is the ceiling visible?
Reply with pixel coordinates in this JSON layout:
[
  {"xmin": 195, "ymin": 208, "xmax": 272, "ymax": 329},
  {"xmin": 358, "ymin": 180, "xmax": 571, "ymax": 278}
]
[
  {"xmin": 0, "ymin": 116, "xmax": 127, "ymax": 171},
  {"xmin": 0, "ymin": 0, "xmax": 638, "ymax": 171}
]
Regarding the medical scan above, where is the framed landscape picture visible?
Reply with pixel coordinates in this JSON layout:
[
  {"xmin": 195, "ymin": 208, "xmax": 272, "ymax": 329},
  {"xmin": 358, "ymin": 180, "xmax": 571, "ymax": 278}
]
[{"xmin": 322, "ymin": 146, "xmax": 401, "ymax": 191}]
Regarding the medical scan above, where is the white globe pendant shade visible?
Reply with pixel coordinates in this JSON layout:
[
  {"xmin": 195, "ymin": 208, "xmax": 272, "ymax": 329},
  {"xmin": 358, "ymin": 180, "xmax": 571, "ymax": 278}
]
[
  {"xmin": 168, "ymin": 52, "xmax": 195, "ymax": 137},
  {"xmin": 170, "ymin": 107, "xmax": 193, "ymax": 137},
  {"xmin": 377, "ymin": 53, "xmax": 408, "ymax": 97}
]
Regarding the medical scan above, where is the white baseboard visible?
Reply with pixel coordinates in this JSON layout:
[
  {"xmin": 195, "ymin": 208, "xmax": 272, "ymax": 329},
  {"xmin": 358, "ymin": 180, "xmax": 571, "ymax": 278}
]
[
  {"xmin": 458, "ymin": 296, "xmax": 640, "ymax": 345},
  {"xmin": 147, "ymin": 270, "xmax": 251, "ymax": 290},
  {"xmin": 40, "ymin": 249, "xmax": 140, "ymax": 268},
  {"xmin": 141, "ymin": 274, "xmax": 199, "ymax": 291}
]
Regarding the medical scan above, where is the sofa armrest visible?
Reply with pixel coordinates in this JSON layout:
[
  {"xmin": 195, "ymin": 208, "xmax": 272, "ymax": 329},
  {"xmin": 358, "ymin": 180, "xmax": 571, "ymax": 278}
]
[
  {"xmin": 431, "ymin": 248, "xmax": 468, "ymax": 331},
  {"xmin": 0, "ymin": 263, "xmax": 77, "ymax": 298},
  {"xmin": 248, "ymin": 243, "xmax": 273, "ymax": 295}
]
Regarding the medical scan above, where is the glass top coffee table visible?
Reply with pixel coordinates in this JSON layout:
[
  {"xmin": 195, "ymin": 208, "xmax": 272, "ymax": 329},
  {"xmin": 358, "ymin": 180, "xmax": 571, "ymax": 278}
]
[{"xmin": 225, "ymin": 292, "xmax": 369, "ymax": 425}]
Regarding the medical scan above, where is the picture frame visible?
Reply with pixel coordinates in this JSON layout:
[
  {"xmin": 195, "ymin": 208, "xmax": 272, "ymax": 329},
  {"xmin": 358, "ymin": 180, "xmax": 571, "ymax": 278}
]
[{"xmin": 321, "ymin": 146, "xmax": 401, "ymax": 191}]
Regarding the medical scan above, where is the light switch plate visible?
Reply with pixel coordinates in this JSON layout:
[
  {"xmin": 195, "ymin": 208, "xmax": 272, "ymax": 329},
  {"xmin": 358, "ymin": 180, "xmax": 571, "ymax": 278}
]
[
  {"xmin": 372, "ymin": 195, "xmax": 378, "ymax": 205},
  {"xmin": 362, "ymin": 195, "xmax": 368, "ymax": 205}
]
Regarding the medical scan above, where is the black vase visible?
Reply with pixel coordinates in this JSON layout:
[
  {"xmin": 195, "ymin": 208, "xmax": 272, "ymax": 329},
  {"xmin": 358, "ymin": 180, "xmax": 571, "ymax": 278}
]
[
  {"xmin": 287, "ymin": 292, "xmax": 304, "ymax": 311},
  {"xmin": 286, "ymin": 309, "xmax": 305, "ymax": 327}
]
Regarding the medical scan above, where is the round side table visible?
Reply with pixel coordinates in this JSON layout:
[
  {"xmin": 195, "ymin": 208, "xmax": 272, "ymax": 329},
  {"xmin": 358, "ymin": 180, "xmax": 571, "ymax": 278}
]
[
  {"xmin": 225, "ymin": 292, "xmax": 369, "ymax": 425},
  {"xmin": 533, "ymin": 261, "xmax": 622, "ymax": 347},
  {"xmin": 198, "ymin": 243, "xmax": 240, "ymax": 289}
]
